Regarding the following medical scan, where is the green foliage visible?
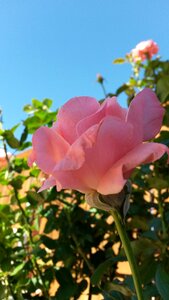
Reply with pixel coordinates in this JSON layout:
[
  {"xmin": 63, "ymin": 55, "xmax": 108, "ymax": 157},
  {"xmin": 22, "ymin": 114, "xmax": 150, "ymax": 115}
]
[
  {"xmin": 155, "ymin": 264, "xmax": 169, "ymax": 300},
  {"xmin": 0, "ymin": 53, "xmax": 168, "ymax": 299}
]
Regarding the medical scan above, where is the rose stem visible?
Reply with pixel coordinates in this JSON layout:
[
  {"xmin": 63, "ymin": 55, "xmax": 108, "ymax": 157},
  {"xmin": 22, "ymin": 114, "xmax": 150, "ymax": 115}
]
[
  {"xmin": 111, "ymin": 209, "xmax": 144, "ymax": 300},
  {"xmin": 101, "ymin": 82, "xmax": 107, "ymax": 98}
]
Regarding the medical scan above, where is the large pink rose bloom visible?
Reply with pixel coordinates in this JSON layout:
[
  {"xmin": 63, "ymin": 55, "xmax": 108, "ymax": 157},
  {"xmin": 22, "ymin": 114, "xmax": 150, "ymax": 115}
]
[
  {"xmin": 131, "ymin": 40, "xmax": 159, "ymax": 62},
  {"xmin": 28, "ymin": 88, "xmax": 168, "ymax": 195}
]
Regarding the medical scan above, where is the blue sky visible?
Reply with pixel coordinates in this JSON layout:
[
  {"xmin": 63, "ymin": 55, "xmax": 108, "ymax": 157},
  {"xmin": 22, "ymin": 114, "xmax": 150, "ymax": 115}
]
[{"xmin": 0, "ymin": 0, "xmax": 169, "ymax": 132}]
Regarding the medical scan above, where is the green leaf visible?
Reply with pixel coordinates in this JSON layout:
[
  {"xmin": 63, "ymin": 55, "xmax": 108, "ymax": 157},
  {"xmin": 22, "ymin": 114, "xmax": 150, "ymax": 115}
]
[
  {"xmin": 0, "ymin": 282, "xmax": 6, "ymax": 299},
  {"xmin": 20, "ymin": 126, "xmax": 28, "ymax": 144},
  {"xmin": 33, "ymin": 247, "xmax": 46, "ymax": 259},
  {"xmin": 16, "ymin": 293, "xmax": 24, "ymax": 300},
  {"xmin": 113, "ymin": 58, "xmax": 125, "ymax": 64},
  {"xmin": 129, "ymin": 78, "xmax": 137, "ymax": 86},
  {"xmin": 30, "ymin": 168, "xmax": 40, "ymax": 177},
  {"xmin": 32, "ymin": 99, "xmax": 43, "ymax": 109},
  {"xmin": 0, "ymin": 169, "xmax": 9, "ymax": 185},
  {"xmin": 127, "ymin": 216, "xmax": 149, "ymax": 231},
  {"xmin": 43, "ymin": 98, "xmax": 53, "ymax": 108},
  {"xmin": 45, "ymin": 111, "xmax": 57, "ymax": 123},
  {"xmin": 155, "ymin": 264, "xmax": 169, "ymax": 300},
  {"xmin": 3, "ymin": 130, "xmax": 20, "ymax": 149},
  {"xmin": 27, "ymin": 191, "xmax": 44, "ymax": 204},
  {"xmin": 41, "ymin": 236, "xmax": 57, "ymax": 249},
  {"xmin": 143, "ymin": 284, "xmax": 159, "ymax": 300},
  {"xmin": 10, "ymin": 262, "xmax": 26, "ymax": 276},
  {"xmin": 23, "ymin": 104, "xmax": 33, "ymax": 113},
  {"xmin": 55, "ymin": 268, "xmax": 77, "ymax": 299},
  {"xmin": 19, "ymin": 141, "xmax": 32, "ymax": 151},
  {"xmin": 24, "ymin": 116, "xmax": 42, "ymax": 133},
  {"xmin": 104, "ymin": 282, "xmax": 133, "ymax": 297},
  {"xmin": 148, "ymin": 177, "xmax": 169, "ymax": 189},
  {"xmin": 156, "ymin": 75, "xmax": 169, "ymax": 102},
  {"xmin": 11, "ymin": 123, "xmax": 20, "ymax": 133},
  {"xmin": 12, "ymin": 157, "xmax": 29, "ymax": 172},
  {"xmin": 34, "ymin": 110, "xmax": 48, "ymax": 120},
  {"xmin": 10, "ymin": 175, "xmax": 26, "ymax": 189},
  {"xmin": 130, "ymin": 238, "xmax": 160, "ymax": 259},
  {"xmin": 155, "ymin": 130, "xmax": 169, "ymax": 146},
  {"xmin": 139, "ymin": 257, "xmax": 157, "ymax": 285},
  {"xmin": 91, "ymin": 258, "xmax": 114, "ymax": 285}
]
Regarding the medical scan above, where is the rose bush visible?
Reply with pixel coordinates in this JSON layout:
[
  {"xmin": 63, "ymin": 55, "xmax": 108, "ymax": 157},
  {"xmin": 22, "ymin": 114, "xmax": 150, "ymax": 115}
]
[
  {"xmin": 130, "ymin": 39, "xmax": 159, "ymax": 62},
  {"xmin": 29, "ymin": 88, "xmax": 168, "ymax": 197},
  {"xmin": 0, "ymin": 47, "xmax": 169, "ymax": 299}
]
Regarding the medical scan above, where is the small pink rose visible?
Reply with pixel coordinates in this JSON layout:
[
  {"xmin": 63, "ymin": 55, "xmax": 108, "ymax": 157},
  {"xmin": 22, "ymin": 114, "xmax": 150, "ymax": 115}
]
[
  {"xmin": 130, "ymin": 40, "xmax": 159, "ymax": 62},
  {"xmin": 29, "ymin": 88, "xmax": 168, "ymax": 195}
]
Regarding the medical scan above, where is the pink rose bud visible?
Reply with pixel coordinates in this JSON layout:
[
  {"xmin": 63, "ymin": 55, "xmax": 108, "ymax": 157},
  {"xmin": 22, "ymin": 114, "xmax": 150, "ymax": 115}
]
[
  {"xmin": 130, "ymin": 40, "xmax": 159, "ymax": 62},
  {"xmin": 29, "ymin": 89, "xmax": 169, "ymax": 198}
]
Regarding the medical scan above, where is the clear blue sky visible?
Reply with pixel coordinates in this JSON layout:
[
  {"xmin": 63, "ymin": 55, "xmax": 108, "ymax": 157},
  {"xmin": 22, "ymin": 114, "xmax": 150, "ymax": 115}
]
[{"xmin": 0, "ymin": 0, "xmax": 169, "ymax": 131}]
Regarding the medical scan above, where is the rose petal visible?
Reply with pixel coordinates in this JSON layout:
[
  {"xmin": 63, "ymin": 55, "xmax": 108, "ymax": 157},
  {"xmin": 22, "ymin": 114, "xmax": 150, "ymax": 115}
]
[
  {"xmin": 53, "ymin": 168, "xmax": 94, "ymax": 193},
  {"xmin": 77, "ymin": 97, "xmax": 127, "ymax": 136},
  {"xmin": 127, "ymin": 88, "xmax": 164, "ymax": 142},
  {"xmin": 98, "ymin": 142, "xmax": 169, "ymax": 195},
  {"xmin": 38, "ymin": 176, "xmax": 56, "ymax": 192},
  {"xmin": 97, "ymin": 164, "xmax": 127, "ymax": 195},
  {"xmin": 55, "ymin": 124, "xmax": 100, "ymax": 171},
  {"xmin": 53, "ymin": 117, "xmax": 135, "ymax": 193},
  {"xmin": 55, "ymin": 117, "xmax": 134, "ymax": 174},
  {"xmin": 28, "ymin": 149, "xmax": 36, "ymax": 167},
  {"xmin": 32, "ymin": 126, "xmax": 69, "ymax": 174},
  {"xmin": 53, "ymin": 96, "xmax": 100, "ymax": 144},
  {"xmin": 51, "ymin": 124, "xmax": 101, "ymax": 193},
  {"xmin": 122, "ymin": 142, "xmax": 169, "ymax": 173},
  {"xmin": 85, "ymin": 117, "xmax": 135, "ymax": 178}
]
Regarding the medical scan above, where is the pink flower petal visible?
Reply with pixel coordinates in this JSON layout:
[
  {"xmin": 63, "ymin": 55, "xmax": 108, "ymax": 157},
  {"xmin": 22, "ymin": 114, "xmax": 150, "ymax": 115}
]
[
  {"xmin": 55, "ymin": 124, "xmax": 100, "ymax": 171},
  {"xmin": 28, "ymin": 149, "xmax": 36, "ymax": 167},
  {"xmin": 127, "ymin": 88, "xmax": 164, "ymax": 142},
  {"xmin": 97, "ymin": 164, "xmax": 127, "ymax": 195},
  {"xmin": 84, "ymin": 117, "xmax": 135, "ymax": 179},
  {"xmin": 32, "ymin": 126, "xmax": 69, "ymax": 174},
  {"xmin": 38, "ymin": 176, "xmax": 56, "ymax": 192},
  {"xmin": 53, "ymin": 168, "xmax": 94, "ymax": 194},
  {"xmin": 53, "ymin": 117, "xmax": 136, "ymax": 193},
  {"xmin": 98, "ymin": 142, "xmax": 169, "ymax": 195},
  {"xmin": 77, "ymin": 97, "xmax": 127, "ymax": 136},
  {"xmin": 122, "ymin": 142, "xmax": 169, "ymax": 174},
  {"xmin": 53, "ymin": 96, "xmax": 100, "ymax": 144}
]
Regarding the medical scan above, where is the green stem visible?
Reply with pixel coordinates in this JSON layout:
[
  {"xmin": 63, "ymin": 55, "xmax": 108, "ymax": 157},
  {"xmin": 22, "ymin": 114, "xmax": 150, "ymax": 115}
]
[
  {"xmin": 101, "ymin": 82, "xmax": 107, "ymax": 98},
  {"xmin": 111, "ymin": 209, "xmax": 144, "ymax": 300}
]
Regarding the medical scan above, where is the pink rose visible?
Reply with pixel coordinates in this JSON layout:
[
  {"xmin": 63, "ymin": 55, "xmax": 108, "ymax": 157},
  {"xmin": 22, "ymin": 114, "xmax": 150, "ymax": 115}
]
[
  {"xmin": 130, "ymin": 40, "xmax": 159, "ymax": 62},
  {"xmin": 28, "ymin": 88, "xmax": 168, "ymax": 196}
]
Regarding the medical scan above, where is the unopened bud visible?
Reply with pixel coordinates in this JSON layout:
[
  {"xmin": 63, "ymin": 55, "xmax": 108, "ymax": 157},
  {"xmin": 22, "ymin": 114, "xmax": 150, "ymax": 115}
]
[{"xmin": 96, "ymin": 73, "xmax": 104, "ymax": 84}]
